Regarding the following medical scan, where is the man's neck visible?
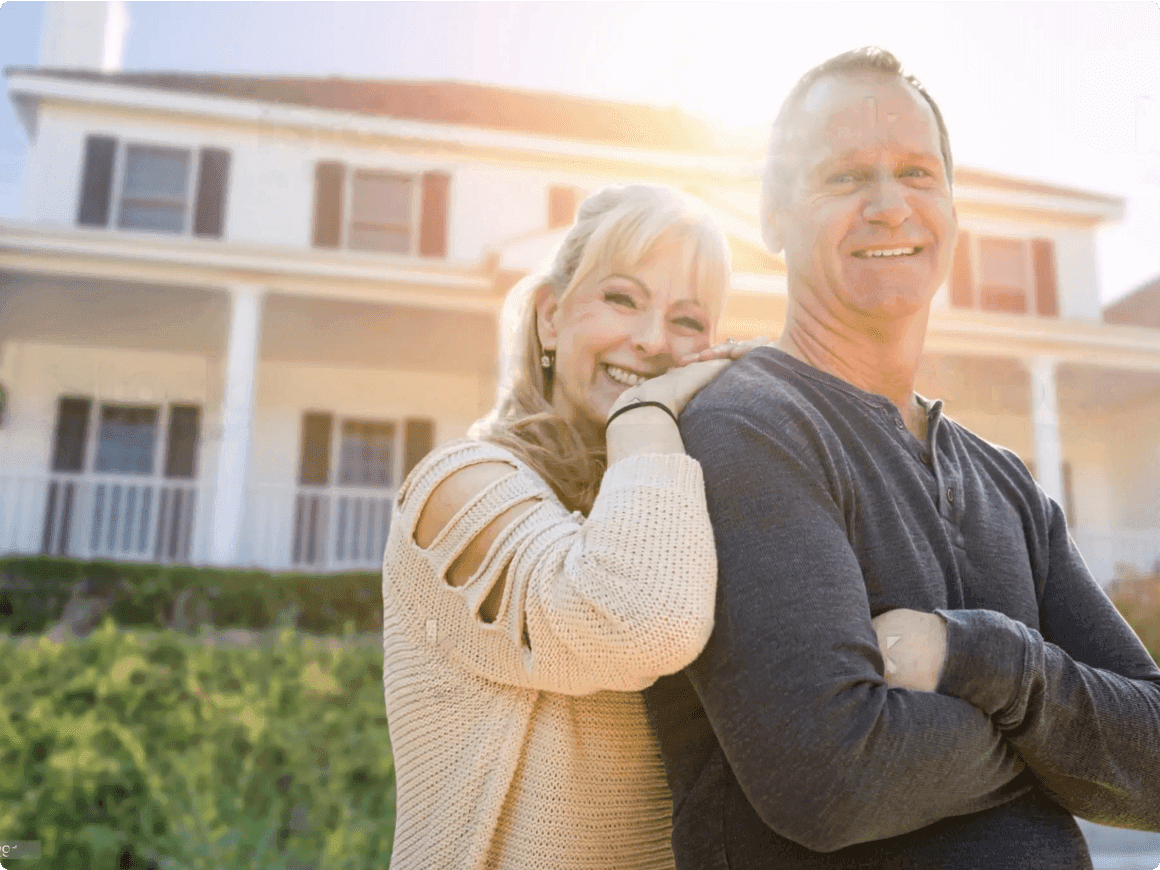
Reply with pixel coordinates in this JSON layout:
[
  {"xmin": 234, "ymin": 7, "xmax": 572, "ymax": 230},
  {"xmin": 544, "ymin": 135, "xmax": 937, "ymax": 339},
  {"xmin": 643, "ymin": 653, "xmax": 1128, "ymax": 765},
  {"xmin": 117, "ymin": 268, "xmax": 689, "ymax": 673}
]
[{"xmin": 777, "ymin": 295, "xmax": 931, "ymax": 439}]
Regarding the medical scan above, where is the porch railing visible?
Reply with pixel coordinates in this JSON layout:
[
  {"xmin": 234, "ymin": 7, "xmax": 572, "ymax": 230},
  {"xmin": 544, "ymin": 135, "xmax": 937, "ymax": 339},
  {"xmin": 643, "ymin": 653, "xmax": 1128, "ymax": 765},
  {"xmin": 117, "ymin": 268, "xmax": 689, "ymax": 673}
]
[
  {"xmin": 244, "ymin": 483, "xmax": 394, "ymax": 573},
  {"xmin": 1074, "ymin": 528, "xmax": 1160, "ymax": 586},
  {"xmin": 0, "ymin": 472, "xmax": 200, "ymax": 563}
]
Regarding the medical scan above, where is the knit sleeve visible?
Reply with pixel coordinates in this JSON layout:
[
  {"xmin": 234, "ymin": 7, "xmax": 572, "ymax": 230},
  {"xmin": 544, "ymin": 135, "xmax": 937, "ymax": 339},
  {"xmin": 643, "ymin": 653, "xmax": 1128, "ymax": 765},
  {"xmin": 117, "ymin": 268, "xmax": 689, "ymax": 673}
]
[{"xmin": 385, "ymin": 440, "xmax": 717, "ymax": 695}]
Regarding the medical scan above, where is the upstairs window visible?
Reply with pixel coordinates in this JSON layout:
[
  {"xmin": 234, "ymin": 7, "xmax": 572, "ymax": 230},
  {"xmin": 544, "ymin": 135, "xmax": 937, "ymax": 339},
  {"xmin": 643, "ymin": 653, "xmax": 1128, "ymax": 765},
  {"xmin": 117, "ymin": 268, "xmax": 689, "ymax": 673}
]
[
  {"xmin": 76, "ymin": 135, "xmax": 231, "ymax": 238},
  {"xmin": 949, "ymin": 231, "xmax": 1058, "ymax": 317},
  {"xmin": 548, "ymin": 185, "xmax": 581, "ymax": 229},
  {"xmin": 312, "ymin": 162, "xmax": 450, "ymax": 258}
]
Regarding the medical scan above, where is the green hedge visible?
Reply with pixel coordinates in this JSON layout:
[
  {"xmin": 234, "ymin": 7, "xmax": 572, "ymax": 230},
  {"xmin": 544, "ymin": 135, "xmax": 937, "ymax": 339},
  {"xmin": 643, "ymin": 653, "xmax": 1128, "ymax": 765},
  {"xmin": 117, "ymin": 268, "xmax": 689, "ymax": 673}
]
[
  {"xmin": 0, "ymin": 620, "xmax": 394, "ymax": 869},
  {"xmin": 0, "ymin": 557, "xmax": 382, "ymax": 636}
]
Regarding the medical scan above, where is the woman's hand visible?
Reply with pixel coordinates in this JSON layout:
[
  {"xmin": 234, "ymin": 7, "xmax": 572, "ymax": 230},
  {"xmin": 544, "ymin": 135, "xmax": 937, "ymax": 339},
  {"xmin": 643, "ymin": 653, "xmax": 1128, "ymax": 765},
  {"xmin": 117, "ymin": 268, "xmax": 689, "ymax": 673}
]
[
  {"xmin": 871, "ymin": 608, "xmax": 948, "ymax": 692},
  {"xmin": 608, "ymin": 335, "xmax": 771, "ymax": 421}
]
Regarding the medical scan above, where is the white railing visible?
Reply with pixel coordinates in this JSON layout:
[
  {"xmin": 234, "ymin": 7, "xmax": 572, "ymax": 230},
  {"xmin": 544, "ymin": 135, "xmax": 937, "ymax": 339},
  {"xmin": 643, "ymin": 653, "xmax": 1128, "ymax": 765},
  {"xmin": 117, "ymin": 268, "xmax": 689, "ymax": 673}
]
[
  {"xmin": 0, "ymin": 472, "xmax": 201, "ymax": 563},
  {"xmin": 244, "ymin": 483, "xmax": 394, "ymax": 573},
  {"xmin": 1073, "ymin": 528, "xmax": 1160, "ymax": 586}
]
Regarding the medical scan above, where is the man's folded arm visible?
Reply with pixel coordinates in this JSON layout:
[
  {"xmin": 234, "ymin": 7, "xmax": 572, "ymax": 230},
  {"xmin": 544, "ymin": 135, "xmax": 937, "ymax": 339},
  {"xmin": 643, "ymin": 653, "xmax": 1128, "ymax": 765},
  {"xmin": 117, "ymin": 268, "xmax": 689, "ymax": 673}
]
[
  {"xmin": 682, "ymin": 406, "xmax": 1026, "ymax": 854},
  {"xmin": 936, "ymin": 495, "xmax": 1160, "ymax": 830}
]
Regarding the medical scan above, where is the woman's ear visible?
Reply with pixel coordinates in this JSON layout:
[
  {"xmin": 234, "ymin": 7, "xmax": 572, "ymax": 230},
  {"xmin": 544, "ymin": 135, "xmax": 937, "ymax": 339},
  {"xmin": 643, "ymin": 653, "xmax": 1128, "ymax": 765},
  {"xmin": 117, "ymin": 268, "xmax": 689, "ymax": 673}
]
[{"xmin": 535, "ymin": 283, "xmax": 559, "ymax": 351}]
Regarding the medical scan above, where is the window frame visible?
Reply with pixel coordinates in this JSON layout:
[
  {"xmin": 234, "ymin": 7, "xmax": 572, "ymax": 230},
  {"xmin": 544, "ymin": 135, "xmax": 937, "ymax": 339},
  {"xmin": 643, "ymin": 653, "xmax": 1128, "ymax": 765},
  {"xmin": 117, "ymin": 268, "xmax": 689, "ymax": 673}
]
[
  {"xmin": 115, "ymin": 143, "xmax": 196, "ymax": 236},
  {"xmin": 76, "ymin": 136, "xmax": 230, "ymax": 239},
  {"xmin": 950, "ymin": 232, "xmax": 1057, "ymax": 318},
  {"xmin": 341, "ymin": 167, "xmax": 423, "ymax": 256}
]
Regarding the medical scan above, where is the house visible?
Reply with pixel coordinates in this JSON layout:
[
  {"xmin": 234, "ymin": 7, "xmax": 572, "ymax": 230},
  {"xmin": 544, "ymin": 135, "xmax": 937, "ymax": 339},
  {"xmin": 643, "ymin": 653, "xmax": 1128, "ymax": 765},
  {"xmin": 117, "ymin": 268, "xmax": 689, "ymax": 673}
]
[{"xmin": 2, "ymin": 6, "xmax": 1158, "ymax": 584}]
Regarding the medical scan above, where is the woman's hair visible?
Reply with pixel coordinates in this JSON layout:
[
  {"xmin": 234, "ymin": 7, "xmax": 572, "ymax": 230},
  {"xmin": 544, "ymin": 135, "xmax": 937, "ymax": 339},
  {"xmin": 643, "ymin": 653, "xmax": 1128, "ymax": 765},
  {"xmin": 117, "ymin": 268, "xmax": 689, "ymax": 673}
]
[{"xmin": 472, "ymin": 183, "xmax": 731, "ymax": 514}]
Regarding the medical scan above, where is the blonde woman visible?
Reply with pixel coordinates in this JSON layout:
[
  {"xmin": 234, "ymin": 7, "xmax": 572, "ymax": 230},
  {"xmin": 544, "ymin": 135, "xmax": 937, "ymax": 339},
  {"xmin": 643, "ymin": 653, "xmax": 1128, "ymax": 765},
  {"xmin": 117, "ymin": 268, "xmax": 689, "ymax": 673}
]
[{"xmin": 381, "ymin": 184, "xmax": 757, "ymax": 869}]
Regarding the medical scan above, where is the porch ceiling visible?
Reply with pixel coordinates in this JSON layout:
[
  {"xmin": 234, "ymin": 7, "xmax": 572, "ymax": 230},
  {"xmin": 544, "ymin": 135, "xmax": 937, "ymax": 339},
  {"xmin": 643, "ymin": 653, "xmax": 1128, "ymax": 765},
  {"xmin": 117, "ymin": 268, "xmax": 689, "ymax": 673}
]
[
  {"xmin": 0, "ymin": 272, "xmax": 229, "ymax": 355},
  {"xmin": 260, "ymin": 294, "xmax": 497, "ymax": 376}
]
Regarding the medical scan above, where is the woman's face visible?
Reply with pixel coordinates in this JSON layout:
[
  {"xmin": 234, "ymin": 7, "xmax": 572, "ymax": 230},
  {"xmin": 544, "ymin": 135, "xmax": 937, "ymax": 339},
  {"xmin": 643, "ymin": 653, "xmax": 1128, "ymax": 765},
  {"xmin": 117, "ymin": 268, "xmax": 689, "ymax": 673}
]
[{"xmin": 539, "ymin": 240, "xmax": 721, "ymax": 434}]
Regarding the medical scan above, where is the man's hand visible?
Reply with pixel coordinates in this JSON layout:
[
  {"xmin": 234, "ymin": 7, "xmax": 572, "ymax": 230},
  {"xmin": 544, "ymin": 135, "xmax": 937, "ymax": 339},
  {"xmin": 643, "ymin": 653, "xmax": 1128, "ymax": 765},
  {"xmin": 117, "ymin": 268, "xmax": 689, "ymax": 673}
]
[{"xmin": 871, "ymin": 609, "xmax": 948, "ymax": 692}]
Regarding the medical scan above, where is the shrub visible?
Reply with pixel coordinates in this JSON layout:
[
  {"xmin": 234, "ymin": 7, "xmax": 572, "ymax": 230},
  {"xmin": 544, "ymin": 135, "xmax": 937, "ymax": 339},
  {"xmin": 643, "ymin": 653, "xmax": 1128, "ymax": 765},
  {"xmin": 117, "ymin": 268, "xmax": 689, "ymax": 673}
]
[{"xmin": 0, "ymin": 620, "xmax": 394, "ymax": 868}]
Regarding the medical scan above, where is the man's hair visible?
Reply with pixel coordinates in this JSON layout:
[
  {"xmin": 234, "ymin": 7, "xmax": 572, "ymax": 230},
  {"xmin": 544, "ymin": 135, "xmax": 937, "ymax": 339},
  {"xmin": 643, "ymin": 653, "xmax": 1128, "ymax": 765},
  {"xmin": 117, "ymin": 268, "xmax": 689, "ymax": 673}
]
[{"xmin": 760, "ymin": 46, "xmax": 954, "ymax": 251}]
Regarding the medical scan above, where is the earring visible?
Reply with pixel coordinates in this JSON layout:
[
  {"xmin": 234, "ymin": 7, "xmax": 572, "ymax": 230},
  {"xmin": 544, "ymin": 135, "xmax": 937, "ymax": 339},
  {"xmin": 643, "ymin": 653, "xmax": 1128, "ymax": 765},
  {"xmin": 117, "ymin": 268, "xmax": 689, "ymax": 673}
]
[{"xmin": 540, "ymin": 351, "xmax": 554, "ymax": 372}]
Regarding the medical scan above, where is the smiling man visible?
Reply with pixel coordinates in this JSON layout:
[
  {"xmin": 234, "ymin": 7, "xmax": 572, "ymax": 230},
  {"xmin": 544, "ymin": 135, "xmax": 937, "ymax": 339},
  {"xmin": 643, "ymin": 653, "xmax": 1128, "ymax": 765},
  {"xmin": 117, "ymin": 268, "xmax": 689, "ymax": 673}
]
[{"xmin": 643, "ymin": 47, "xmax": 1160, "ymax": 869}]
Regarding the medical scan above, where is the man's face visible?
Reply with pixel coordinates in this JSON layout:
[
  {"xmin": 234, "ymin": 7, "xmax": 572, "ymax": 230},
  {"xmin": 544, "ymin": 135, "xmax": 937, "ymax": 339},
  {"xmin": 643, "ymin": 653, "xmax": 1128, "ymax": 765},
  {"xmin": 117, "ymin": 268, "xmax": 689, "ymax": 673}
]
[{"xmin": 772, "ymin": 71, "xmax": 957, "ymax": 321}]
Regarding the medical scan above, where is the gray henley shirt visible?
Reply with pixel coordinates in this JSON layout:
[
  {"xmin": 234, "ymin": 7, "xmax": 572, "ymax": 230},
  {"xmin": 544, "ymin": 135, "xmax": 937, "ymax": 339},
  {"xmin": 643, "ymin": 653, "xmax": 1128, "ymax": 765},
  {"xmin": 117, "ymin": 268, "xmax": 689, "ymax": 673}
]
[{"xmin": 643, "ymin": 346, "xmax": 1160, "ymax": 869}]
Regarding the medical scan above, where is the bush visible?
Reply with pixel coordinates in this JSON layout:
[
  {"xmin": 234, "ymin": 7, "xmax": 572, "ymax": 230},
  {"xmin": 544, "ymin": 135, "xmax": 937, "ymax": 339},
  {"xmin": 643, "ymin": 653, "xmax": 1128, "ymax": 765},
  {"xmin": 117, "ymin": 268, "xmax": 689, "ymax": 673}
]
[
  {"xmin": 0, "ymin": 620, "xmax": 394, "ymax": 868},
  {"xmin": 0, "ymin": 558, "xmax": 382, "ymax": 637}
]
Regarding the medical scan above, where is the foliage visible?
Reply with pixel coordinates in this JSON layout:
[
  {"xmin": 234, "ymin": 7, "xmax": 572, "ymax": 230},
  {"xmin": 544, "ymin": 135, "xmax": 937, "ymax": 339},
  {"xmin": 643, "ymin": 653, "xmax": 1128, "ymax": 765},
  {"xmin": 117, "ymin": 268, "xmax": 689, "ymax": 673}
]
[
  {"xmin": 0, "ymin": 557, "xmax": 382, "ymax": 636},
  {"xmin": 0, "ymin": 620, "xmax": 394, "ymax": 869}
]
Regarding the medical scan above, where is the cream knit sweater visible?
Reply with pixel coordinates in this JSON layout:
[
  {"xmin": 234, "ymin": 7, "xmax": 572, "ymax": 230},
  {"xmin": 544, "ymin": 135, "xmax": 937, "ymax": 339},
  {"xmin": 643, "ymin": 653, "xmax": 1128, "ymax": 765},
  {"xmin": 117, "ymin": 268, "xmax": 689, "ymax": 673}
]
[{"xmin": 381, "ymin": 439, "xmax": 717, "ymax": 869}]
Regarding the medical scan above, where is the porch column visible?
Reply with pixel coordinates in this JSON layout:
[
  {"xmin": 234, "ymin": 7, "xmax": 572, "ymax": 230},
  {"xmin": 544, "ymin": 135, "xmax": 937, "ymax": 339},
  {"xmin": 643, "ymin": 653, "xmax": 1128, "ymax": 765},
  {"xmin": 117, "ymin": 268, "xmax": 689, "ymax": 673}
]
[
  {"xmin": 1026, "ymin": 356, "xmax": 1065, "ymax": 506},
  {"xmin": 209, "ymin": 283, "xmax": 264, "ymax": 566}
]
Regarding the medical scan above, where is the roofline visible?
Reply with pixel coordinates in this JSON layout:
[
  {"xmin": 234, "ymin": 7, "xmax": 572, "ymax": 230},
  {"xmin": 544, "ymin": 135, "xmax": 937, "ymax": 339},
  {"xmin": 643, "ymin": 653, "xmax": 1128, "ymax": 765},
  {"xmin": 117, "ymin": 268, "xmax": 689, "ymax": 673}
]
[{"xmin": 5, "ymin": 68, "xmax": 750, "ymax": 180}]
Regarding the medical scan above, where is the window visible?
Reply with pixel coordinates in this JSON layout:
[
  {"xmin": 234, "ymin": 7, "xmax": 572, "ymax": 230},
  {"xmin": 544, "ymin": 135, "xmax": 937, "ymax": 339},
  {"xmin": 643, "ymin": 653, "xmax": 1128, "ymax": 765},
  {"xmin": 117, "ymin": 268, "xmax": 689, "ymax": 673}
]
[
  {"xmin": 297, "ymin": 412, "xmax": 433, "ymax": 490},
  {"xmin": 548, "ymin": 185, "xmax": 581, "ymax": 229},
  {"xmin": 312, "ymin": 162, "xmax": 450, "ymax": 257},
  {"xmin": 293, "ymin": 411, "xmax": 434, "ymax": 566},
  {"xmin": 77, "ymin": 135, "xmax": 231, "ymax": 238},
  {"xmin": 42, "ymin": 398, "xmax": 202, "ymax": 560},
  {"xmin": 949, "ymin": 232, "xmax": 1058, "ymax": 317}
]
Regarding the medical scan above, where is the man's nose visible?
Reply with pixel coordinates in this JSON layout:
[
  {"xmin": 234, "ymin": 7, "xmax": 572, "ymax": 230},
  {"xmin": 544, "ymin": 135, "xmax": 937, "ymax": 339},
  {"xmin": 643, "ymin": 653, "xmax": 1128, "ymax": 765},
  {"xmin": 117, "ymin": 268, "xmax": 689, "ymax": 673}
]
[
  {"xmin": 633, "ymin": 311, "xmax": 669, "ymax": 356},
  {"xmin": 863, "ymin": 178, "xmax": 911, "ymax": 227}
]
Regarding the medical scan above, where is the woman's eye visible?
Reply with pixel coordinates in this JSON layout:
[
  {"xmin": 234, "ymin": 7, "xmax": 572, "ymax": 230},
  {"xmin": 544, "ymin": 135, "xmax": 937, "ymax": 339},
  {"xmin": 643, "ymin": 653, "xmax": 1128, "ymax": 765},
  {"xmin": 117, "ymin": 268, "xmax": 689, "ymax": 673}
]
[
  {"xmin": 673, "ymin": 316, "xmax": 707, "ymax": 333},
  {"xmin": 604, "ymin": 291, "xmax": 638, "ymax": 308}
]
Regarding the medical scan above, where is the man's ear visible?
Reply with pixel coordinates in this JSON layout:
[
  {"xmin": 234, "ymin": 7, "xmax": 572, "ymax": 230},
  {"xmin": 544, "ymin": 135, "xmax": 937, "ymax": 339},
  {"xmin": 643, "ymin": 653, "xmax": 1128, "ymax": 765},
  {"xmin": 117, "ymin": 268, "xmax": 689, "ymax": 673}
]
[{"xmin": 534, "ymin": 282, "xmax": 559, "ymax": 351}]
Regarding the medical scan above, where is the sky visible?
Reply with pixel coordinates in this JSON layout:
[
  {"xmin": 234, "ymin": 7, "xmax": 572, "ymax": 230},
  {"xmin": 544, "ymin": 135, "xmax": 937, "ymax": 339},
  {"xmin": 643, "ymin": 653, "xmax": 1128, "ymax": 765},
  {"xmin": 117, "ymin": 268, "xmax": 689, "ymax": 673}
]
[{"xmin": 0, "ymin": 0, "xmax": 1157, "ymax": 304}]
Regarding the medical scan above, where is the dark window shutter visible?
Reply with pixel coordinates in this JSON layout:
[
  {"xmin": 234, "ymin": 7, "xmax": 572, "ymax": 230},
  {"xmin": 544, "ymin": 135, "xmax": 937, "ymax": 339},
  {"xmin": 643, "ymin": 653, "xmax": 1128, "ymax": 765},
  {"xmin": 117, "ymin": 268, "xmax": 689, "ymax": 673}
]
[
  {"xmin": 418, "ymin": 171, "xmax": 450, "ymax": 258},
  {"xmin": 403, "ymin": 418, "xmax": 434, "ymax": 478},
  {"xmin": 164, "ymin": 404, "xmax": 201, "ymax": 478},
  {"xmin": 1032, "ymin": 239, "xmax": 1059, "ymax": 318},
  {"xmin": 949, "ymin": 230, "xmax": 974, "ymax": 308},
  {"xmin": 547, "ymin": 186, "xmax": 579, "ymax": 229},
  {"xmin": 77, "ymin": 136, "xmax": 117, "ymax": 227},
  {"xmin": 193, "ymin": 148, "xmax": 230, "ymax": 238},
  {"xmin": 299, "ymin": 412, "xmax": 333, "ymax": 485},
  {"xmin": 51, "ymin": 397, "xmax": 92, "ymax": 472},
  {"xmin": 313, "ymin": 162, "xmax": 345, "ymax": 248}
]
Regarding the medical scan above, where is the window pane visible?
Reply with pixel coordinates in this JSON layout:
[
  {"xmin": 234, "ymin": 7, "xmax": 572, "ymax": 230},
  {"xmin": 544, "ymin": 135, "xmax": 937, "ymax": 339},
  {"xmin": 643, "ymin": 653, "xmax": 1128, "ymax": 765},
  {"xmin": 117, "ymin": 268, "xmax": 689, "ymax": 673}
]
[
  {"xmin": 119, "ymin": 202, "xmax": 186, "ymax": 234},
  {"xmin": 352, "ymin": 172, "xmax": 411, "ymax": 224},
  {"xmin": 349, "ymin": 226, "xmax": 410, "ymax": 253},
  {"xmin": 339, "ymin": 420, "xmax": 396, "ymax": 488},
  {"xmin": 122, "ymin": 146, "xmax": 189, "ymax": 200},
  {"xmin": 95, "ymin": 405, "xmax": 159, "ymax": 476},
  {"xmin": 119, "ymin": 145, "xmax": 189, "ymax": 233},
  {"xmin": 978, "ymin": 238, "xmax": 1027, "ymax": 288}
]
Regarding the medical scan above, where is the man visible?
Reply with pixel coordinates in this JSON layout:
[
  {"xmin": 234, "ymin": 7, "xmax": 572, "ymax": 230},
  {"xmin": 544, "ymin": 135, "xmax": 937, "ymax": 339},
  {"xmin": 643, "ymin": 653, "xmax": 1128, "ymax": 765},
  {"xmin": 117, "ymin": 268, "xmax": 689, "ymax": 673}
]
[{"xmin": 644, "ymin": 47, "xmax": 1160, "ymax": 869}]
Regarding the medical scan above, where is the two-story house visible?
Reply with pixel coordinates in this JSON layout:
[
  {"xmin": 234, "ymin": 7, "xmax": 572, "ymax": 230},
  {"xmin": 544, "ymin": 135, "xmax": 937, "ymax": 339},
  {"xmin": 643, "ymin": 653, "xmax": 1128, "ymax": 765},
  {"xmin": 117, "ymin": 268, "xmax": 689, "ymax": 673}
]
[{"xmin": 2, "ymin": 49, "xmax": 1158, "ymax": 584}]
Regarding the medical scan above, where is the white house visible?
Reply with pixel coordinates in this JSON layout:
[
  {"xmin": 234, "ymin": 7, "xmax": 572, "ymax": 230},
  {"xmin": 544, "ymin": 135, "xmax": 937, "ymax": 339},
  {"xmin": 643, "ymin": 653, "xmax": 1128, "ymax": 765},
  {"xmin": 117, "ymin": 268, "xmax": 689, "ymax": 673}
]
[{"xmin": 2, "ymin": 8, "xmax": 1158, "ymax": 584}]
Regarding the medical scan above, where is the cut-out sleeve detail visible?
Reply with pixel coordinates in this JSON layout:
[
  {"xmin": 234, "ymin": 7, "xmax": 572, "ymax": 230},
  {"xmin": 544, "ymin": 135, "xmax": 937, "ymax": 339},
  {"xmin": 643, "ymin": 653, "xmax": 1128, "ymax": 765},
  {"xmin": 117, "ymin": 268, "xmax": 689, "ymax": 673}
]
[{"xmin": 384, "ymin": 439, "xmax": 717, "ymax": 695}]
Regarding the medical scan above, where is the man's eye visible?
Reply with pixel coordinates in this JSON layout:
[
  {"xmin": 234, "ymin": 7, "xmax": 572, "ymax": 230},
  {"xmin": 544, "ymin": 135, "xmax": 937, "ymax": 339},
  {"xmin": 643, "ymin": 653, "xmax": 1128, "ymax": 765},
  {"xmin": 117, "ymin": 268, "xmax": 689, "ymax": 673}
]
[
  {"xmin": 901, "ymin": 166, "xmax": 933, "ymax": 179},
  {"xmin": 828, "ymin": 172, "xmax": 857, "ymax": 184}
]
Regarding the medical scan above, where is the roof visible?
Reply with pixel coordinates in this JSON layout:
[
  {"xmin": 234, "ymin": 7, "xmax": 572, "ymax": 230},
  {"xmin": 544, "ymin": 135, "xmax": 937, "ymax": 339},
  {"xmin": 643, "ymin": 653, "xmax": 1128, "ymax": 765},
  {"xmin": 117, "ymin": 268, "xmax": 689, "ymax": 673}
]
[
  {"xmin": 1105, "ymin": 275, "xmax": 1160, "ymax": 329},
  {"xmin": 4, "ymin": 67, "xmax": 720, "ymax": 153}
]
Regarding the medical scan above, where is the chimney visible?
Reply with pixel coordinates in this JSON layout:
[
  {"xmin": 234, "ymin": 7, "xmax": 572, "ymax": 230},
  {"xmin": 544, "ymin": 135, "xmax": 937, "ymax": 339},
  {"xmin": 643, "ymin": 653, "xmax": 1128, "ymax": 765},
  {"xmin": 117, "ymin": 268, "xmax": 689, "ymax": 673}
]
[{"xmin": 39, "ymin": 1, "xmax": 129, "ymax": 71}]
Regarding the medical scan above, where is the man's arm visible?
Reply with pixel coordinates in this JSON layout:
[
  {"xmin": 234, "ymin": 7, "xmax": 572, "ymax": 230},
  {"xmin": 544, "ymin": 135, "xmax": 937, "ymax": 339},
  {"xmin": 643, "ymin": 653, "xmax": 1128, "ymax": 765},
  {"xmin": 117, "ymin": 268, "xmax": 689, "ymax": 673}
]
[
  {"xmin": 936, "ymin": 495, "xmax": 1160, "ymax": 830},
  {"xmin": 682, "ymin": 405, "xmax": 1026, "ymax": 854}
]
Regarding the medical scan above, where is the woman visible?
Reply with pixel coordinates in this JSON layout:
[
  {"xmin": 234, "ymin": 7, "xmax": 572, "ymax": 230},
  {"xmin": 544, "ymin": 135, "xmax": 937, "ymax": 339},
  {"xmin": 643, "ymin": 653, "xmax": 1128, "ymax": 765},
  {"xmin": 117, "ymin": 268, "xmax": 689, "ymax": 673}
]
[{"xmin": 381, "ymin": 183, "xmax": 758, "ymax": 869}]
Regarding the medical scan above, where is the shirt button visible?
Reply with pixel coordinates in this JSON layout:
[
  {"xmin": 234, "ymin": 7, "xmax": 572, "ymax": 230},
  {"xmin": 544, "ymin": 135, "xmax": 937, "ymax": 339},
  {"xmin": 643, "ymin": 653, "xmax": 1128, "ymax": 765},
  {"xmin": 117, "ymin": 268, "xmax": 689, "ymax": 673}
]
[
  {"xmin": 894, "ymin": 417, "xmax": 905, "ymax": 429},
  {"xmin": 946, "ymin": 487, "xmax": 955, "ymax": 503}
]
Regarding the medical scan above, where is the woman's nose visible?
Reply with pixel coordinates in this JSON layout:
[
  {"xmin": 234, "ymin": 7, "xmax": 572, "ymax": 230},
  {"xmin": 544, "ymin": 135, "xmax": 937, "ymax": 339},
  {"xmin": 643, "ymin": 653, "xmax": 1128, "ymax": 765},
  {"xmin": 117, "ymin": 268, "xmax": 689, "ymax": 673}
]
[{"xmin": 633, "ymin": 311, "xmax": 669, "ymax": 356}]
